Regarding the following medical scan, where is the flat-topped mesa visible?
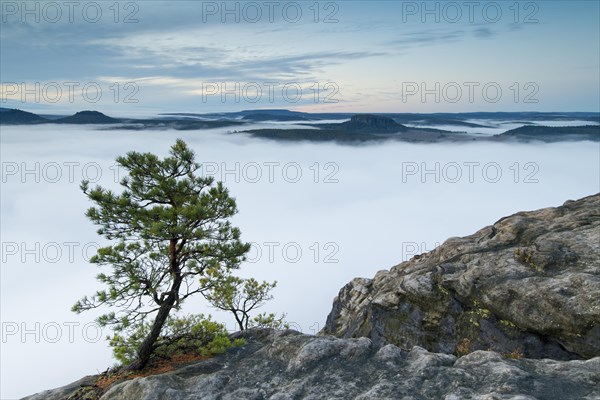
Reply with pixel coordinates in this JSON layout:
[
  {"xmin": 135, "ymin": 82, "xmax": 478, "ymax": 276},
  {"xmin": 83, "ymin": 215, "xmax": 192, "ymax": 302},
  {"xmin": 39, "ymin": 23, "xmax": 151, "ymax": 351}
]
[
  {"xmin": 341, "ymin": 114, "xmax": 407, "ymax": 132},
  {"xmin": 55, "ymin": 111, "xmax": 119, "ymax": 124},
  {"xmin": 321, "ymin": 193, "xmax": 600, "ymax": 360}
]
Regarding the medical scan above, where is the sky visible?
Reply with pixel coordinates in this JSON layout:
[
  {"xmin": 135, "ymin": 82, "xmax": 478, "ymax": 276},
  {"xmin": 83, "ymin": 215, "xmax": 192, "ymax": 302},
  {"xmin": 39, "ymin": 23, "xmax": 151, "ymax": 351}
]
[{"xmin": 1, "ymin": 1, "xmax": 599, "ymax": 115}]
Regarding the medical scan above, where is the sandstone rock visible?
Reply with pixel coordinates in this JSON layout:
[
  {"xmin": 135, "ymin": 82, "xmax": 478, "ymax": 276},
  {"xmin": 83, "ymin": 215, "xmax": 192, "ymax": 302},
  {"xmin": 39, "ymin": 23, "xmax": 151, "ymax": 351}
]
[
  {"xmin": 21, "ymin": 376, "xmax": 100, "ymax": 400},
  {"xmin": 23, "ymin": 329, "xmax": 600, "ymax": 400},
  {"xmin": 322, "ymin": 193, "xmax": 600, "ymax": 360}
]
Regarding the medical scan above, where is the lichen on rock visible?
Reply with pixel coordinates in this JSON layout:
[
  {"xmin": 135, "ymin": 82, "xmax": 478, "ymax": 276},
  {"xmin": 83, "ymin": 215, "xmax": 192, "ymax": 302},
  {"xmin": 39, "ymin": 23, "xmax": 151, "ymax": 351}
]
[{"xmin": 322, "ymin": 194, "xmax": 600, "ymax": 360}]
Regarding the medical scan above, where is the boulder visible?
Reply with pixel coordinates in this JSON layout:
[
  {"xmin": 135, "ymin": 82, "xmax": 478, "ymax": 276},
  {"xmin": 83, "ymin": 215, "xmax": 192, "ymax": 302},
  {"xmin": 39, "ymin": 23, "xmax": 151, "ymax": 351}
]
[{"xmin": 321, "ymin": 194, "xmax": 600, "ymax": 360}]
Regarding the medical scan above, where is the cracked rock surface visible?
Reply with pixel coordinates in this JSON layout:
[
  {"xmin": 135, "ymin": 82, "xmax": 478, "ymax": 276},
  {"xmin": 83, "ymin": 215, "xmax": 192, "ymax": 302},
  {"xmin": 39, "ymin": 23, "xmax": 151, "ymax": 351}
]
[
  {"xmin": 322, "ymin": 194, "xmax": 600, "ymax": 360},
  {"xmin": 23, "ymin": 329, "xmax": 600, "ymax": 400}
]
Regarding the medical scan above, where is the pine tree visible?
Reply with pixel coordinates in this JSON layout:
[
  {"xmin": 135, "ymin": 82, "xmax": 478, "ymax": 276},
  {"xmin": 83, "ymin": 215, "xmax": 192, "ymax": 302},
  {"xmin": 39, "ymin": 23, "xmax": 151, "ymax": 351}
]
[{"xmin": 72, "ymin": 139, "xmax": 250, "ymax": 370}]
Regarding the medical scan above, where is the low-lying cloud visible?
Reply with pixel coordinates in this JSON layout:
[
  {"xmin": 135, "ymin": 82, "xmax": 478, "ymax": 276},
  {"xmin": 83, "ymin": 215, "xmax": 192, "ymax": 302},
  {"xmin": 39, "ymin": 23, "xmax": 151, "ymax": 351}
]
[{"xmin": 1, "ymin": 124, "xmax": 599, "ymax": 398}]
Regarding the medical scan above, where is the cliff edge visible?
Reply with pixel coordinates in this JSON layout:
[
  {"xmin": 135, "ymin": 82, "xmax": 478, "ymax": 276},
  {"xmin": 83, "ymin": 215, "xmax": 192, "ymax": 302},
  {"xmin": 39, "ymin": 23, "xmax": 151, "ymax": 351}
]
[{"xmin": 322, "ymin": 194, "xmax": 600, "ymax": 360}]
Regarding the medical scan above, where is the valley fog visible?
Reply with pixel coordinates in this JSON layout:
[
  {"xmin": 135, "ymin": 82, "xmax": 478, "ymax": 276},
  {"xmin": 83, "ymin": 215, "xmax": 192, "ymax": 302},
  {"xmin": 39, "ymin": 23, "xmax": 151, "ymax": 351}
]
[{"xmin": 1, "ymin": 125, "xmax": 599, "ymax": 399}]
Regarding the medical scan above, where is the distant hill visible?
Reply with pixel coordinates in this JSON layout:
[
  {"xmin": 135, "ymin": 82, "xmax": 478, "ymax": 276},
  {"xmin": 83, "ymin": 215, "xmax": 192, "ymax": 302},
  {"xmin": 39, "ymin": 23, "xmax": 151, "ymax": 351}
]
[
  {"xmin": 309, "ymin": 114, "xmax": 408, "ymax": 134},
  {"xmin": 0, "ymin": 108, "xmax": 49, "ymax": 124},
  {"xmin": 239, "ymin": 128, "xmax": 385, "ymax": 143},
  {"xmin": 241, "ymin": 113, "xmax": 311, "ymax": 122},
  {"xmin": 0, "ymin": 109, "xmax": 120, "ymax": 125},
  {"xmin": 55, "ymin": 111, "xmax": 120, "ymax": 124},
  {"xmin": 498, "ymin": 125, "xmax": 600, "ymax": 142},
  {"xmin": 237, "ymin": 109, "xmax": 308, "ymax": 117},
  {"xmin": 230, "ymin": 109, "xmax": 320, "ymax": 121},
  {"xmin": 161, "ymin": 110, "xmax": 600, "ymax": 125},
  {"xmin": 3, "ymin": 108, "xmax": 599, "ymax": 144},
  {"xmin": 239, "ymin": 114, "xmax": 456, "ymax": 143},
  {"xmin": 337, "ymin": 114, "xmax": 407, "ymax": 133}
]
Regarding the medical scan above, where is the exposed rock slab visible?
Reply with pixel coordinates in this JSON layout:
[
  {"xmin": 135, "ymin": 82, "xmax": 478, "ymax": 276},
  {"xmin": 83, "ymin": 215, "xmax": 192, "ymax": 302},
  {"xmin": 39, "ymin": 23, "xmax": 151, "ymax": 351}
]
[
  {"xmin": 23, "ymin": 329, "xmax": 600, "ymax": 400},
  {"xmin": 322, "ymin": 194, "xmax": 600, "ymax": 360},
  {"xmin": 21, "ymin": 376, "xmax": 100, "ymax": 400}
]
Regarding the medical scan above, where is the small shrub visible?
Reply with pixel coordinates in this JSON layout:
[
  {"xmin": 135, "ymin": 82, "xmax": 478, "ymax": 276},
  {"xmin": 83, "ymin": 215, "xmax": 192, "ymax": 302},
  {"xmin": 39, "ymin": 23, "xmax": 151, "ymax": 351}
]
[
  {"xmin": 472, "ymin": 300, "xmax": 492, "ymax": 318},
  {"xmin": 202, "ymin": 276, "xmax": 288, "ymax": 331},
  {"xmin": 436, "ymin": 283, "xmax": 449, "ymax": 296},
  {"xmin": 504, "ymin": 347, "xmax": 524, "ymax": 359},
  {"xmin": 109, "ymin": 314, "xmax": 238, "ymax": 366},
  {"xmin": 456, "ymin": 338, "xmax": 472, "ymax": 356},
  {"xmin": 500, "ymin": 319, "xmax": 518, "ymax": 329},
  {"xmin": 515, "ymin": 248, "xmax": 542, "ymax": 272},
  {"xmin": 252, "ymin": 312, "xmax": 290, "ymax": 330},
  {"xmin": 464, "ymin": 300, "xmax": 492, "ymax": 329}
]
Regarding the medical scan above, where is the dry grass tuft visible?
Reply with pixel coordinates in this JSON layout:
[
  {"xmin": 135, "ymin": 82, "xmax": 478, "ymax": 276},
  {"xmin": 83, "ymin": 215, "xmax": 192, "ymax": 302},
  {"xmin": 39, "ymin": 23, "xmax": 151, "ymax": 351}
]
[{"xmin": 95, "ymin": 352, "xmax": 209, "ymax": 390}]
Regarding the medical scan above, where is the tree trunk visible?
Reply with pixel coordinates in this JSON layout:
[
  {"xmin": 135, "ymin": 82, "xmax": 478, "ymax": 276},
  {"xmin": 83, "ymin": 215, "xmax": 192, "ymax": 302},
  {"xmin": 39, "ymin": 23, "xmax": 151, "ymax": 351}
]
[
  {"xmin": 126, "ymin": 294, "xmax": 176, "ymax": 370},
  {"xmin": 234, "ymin": 312, "xmax": 244, "ymax": 331},
  {"xmin": 128, "ymin": 239, "xmax": 181, "ymax": 370}
]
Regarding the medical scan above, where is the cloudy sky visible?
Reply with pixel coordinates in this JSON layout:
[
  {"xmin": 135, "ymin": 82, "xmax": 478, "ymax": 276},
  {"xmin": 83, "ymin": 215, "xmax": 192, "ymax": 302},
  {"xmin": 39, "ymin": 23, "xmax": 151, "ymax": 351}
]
[
  {"xmin": 1, "ymin": 2, "xmax": 600, "ymax": 398},
  {"xmin": 1, "ymin": 1, "xmax": 599, "ymax": 114}
]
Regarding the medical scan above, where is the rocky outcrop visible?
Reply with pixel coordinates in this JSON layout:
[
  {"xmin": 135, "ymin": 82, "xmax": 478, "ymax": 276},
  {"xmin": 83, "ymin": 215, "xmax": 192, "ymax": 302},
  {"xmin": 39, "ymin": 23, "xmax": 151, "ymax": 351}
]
[
  {"xmin": 23, "ymin": 329, "xmax": 600, "ymax": 400},
  {"xmin": 322, "ymin": 194, "xmax": 600, "ymax": 360}
]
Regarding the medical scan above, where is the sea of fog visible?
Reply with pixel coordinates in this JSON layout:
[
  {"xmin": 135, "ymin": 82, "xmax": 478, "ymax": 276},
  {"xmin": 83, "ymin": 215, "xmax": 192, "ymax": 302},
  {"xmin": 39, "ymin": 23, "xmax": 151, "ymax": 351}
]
[
  {"xmin": 405, "ymin": 119, "xmax": 600, "ymax": 136},
  {"xmin": 1, "ymin": 124, "xmax": 599, "ymax": 398}
]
